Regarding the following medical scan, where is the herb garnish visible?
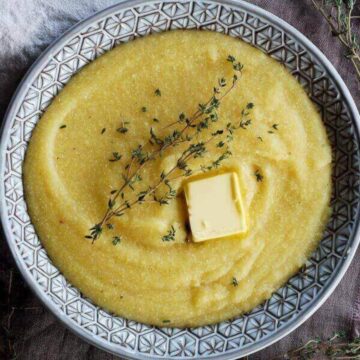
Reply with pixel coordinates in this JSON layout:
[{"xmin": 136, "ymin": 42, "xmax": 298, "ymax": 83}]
[
  {"xmin": 281, "ymin": 330, "xmax": 360, "ymax": 360},
  {"xmin": 112, "ymin": 236, "xmax": 121, "ymax": 245},
  {"xmin": 87, "ymin": 56, "xmax": 254, "ymax": 242},
  {"xmin": 155, "ymin": 89, "xmax": 161, "ymax": 96},
  {"xmin": 141, "ymin": 106, "xmax": 147, "ymax": 112},
  {"xmin": 255, "ymin": 170, "xmax": 263, "ymax": 182},
  {"xmin": 109, "ymin": 152, "xmax": 122, "ymax": 162},
  {"xmin": 101, "ymin": 128, "xmax": 106, "ymax": 134},
  {"xmin": 162, "ymin": 320, "xmax": 171, "ymax": 324},
  {"xmin": 117, "ymin": 121, "xmax": 129, "ymax": 134},
  {"xmin": 59, "ymin": 125, "xmax": 67, "ymax": 129},
  {"xmin": 231, "ymin": 277, "xmax": 239, "ymax": 287},
  {"xmin": 311, "ymin": 0, "xmax": 360, "ymax": 80},
  {"xmin": 162, "ymin": 225, "xmax": 176, "ymax": 242},
  {"xmin": 267, "ymin": 123, "xmax": 279, "ymax": 134},
  {"xmin": 153, "ymin": 118, "xmax": 160, "ymax": 123}
]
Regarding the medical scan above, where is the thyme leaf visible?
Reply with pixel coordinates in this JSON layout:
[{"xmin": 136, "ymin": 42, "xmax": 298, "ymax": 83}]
[
  {"xmin": 117, "ymin": 121, "xmax": 130, "ymax": 134},
  {"xmin": 112, "ymin": 236, "xmax": 121, "ymax": 245},
  {"xmin": 109, "ymin": 152, "xmax": 122, "ymax": 162},
  {"xmin": 255, "ymin": 169, "xmax": 263, "ymax": 182},
  {"xmin": 162, "ymin": 225, "xmax": 176, "ymax": 242}
]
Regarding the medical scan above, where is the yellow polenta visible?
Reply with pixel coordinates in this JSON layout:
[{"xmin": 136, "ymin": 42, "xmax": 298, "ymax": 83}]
[{"xmin": 23, "ymin": 31, "xmax": 331, "ymax": 327}]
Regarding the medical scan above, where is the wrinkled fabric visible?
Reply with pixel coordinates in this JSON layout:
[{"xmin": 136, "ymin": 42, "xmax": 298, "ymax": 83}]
[{"xmin": 0, "ymin": 0, "xmax": 359, "ymax": 359}]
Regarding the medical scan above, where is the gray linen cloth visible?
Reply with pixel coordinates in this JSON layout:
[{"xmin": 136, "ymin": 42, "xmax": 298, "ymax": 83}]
[{"xmin": 0, "ymin": 0, "xmax": 359, "ymax": 359}]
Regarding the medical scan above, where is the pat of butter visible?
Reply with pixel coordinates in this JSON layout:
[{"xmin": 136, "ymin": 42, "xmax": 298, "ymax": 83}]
[{"xmin": 184, "ymin": 172, "xmax": 247, "ymax": 242}]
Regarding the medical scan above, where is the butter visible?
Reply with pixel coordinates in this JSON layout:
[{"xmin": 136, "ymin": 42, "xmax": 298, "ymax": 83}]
[{"xmin": 184, "ymin": 172, "xmax": 247, "ymax": 242}]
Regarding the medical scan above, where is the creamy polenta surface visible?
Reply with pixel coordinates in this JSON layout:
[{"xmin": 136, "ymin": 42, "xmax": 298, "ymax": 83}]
[{"xmin": 24, "ymin": 31, "xmax": 331, "ymax": 327}]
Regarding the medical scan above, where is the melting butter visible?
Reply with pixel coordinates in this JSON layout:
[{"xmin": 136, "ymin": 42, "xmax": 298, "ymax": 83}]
[{"xmin": 184, "ymin": 172, "xmax": 247, "ymax": 242}]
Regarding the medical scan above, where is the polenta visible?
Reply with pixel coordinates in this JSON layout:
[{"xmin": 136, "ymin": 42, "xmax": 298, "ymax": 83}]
[{"xmin": 23, "ymin": 31, "xmax": 331, "ymax": 327}]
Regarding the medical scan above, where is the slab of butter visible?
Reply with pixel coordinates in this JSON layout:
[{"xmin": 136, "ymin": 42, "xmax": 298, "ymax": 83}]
[{"xmin": 184, "ymin": 172, "xmax": 247, "ymax": 242}]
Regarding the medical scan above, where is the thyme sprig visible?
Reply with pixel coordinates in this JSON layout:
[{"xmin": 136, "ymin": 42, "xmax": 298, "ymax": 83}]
[
  {"xmin": 272, "ymin": 331, "xmax": 360, "ymax": 359},
  {"xmin": 311, "ymin": 0, "xmax": 360, "ymax": 80},
  {"xmin": 87, "ymin": 56, "xmax": 254, "ymax": 242}
]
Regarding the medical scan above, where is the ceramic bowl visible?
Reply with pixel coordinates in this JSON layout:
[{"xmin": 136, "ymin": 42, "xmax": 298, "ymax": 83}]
[{"xmin": 1, "ymin": 1, "xmax": 360, "ymax": 359}]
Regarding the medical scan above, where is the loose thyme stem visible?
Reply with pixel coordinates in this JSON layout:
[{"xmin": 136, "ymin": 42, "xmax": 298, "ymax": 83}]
[
  {"xmin": 272, "ymin": 331, "xmax": 360, "ymax": 360},
  {"xmin": 311, "ymin": 0, "xmax": 360, "ymax": 80}
]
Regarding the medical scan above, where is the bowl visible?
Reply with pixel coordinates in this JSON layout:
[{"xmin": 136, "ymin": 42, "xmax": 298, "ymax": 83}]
[{"xmin": 1, "ymin": 0, "xmax": 360, "ymax": 359}]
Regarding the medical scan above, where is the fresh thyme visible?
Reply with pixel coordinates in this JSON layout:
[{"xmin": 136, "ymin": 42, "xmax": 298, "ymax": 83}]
[
  {"xmin": 109, "ymin": 152, "xmax": 122, "ymax": 162},
  {"xmin": 162, "ymin": 225, "xmax": 176, "ymax": 242},
  {"xmin": 117, "ymin": 121, "xmax": 129, "ymax": 134},
  {"xmin": 153, "ymin": 118, "xmax": 160, "ymax": 123},
  {"xmin": 272, "ymin": 123, "xmax": 279, "ymax": 130},
  {"xmin": 59, "ymin": 125, "xmax": 67, "ymax": 129},
  {"xmin": 231, "ymin": 277, "xmax": 239, "ymax": 287},
  {"xmin": 255, "ymin": 169, "xmax": 264, "ymax": 182},
  {"xmin": 87, "ymin": 55, "xmax": 254, "ymax": 242},
  {"xmin": 112, "ymin": 236, "xmax": 121, "ymax": 245},
  {"xmin": 155, "ymin": 89, "xmax": 161, "ymax": 96},
  {"xmin": 141, "ymin": 106, "xmax": 147, "ymax": 112},
  {"xmin": 311, "ymin": 0, "xmax": 360, "ymax": 80},
  {"xmin": 272, "ymin": 331, "xmax": 360, "ymax": 360},
  {"xmin": 101, "ymin": 128, "xmax": 106, "ymax": 134}
]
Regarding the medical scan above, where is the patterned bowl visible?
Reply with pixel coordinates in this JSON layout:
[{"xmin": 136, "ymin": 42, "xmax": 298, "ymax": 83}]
[{"xmin": 1, "ymin": 0, "xmax": 360, "ymax": 359}]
